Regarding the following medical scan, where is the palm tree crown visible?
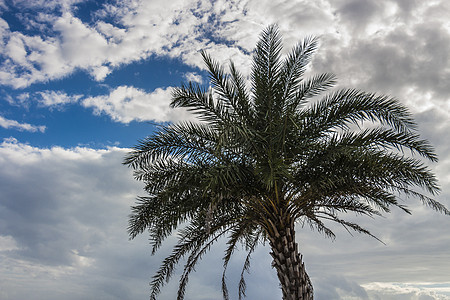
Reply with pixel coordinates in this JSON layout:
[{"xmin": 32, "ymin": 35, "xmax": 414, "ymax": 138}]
[{"xmin": 124, "ymin": 25, "xmax": 448, "ymax": 300}]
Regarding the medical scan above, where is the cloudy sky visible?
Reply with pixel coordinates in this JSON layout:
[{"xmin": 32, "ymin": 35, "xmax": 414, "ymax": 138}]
[{"xmin": 0, "ymin": 0, "xmax": 449, "ymax": 299}]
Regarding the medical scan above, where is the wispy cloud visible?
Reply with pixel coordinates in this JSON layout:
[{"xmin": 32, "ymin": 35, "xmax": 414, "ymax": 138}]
[
  {"xmin": 363, "ymin": 282, "xmax": 450, "ymax": 299},
  {"xmin": 0, "ymin": 116, "xmax": 46, "ymax": 132},
  {"xmin": 36, "ymin": 90, "xmax": 82, "ymax": 107}
]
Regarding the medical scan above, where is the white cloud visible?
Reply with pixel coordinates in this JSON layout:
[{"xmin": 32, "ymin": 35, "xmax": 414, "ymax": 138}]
[
  {"xmin": 183, "ymin": 72, "xmax": 203, "ymax": 84},
  {"xmin": 36, "ymin": 90, "xmax": 82, "ymax": 107},
  {"xmin": 16, "ymin": 92, "xmax": 30, "ymax": 102},
  {"xmin": 53, "ymin": 13, "xmax": 109, "ymax": 72},
  {"xmin": 0, "ymin": 235, "xmax": 21, "ymax": 251},
  {"xmin": 0, "ymin": 30, "xmax": 71, "ymax": 88},
  {"xmin": 0, "ymin": 17, "xmax": 9, "ymax": 41},
  {"xmin": 0, "ymin": 0, "xmax": 334, "ymax": 88},
  {"xmin": 0, "ymin": 0, "xmax": 250, "ymax": 88},
  {"xmin": 5, "ymin": 34, "xmax": 28, "ymax": 65},
  {"xmin": 82, "ymin": 85, "xmax": 193, "ymax": 123},
  {"xmin": 0, "ymin": 116, "xmax": 46, "ymax": 132},
  {"xmin": 88, "ymin": 65, "xmax": 111, "ymax": 81},
  {"xmin": 7, "ymin": 86, "xmax": 193, "ymax": 124},
  {"xmin": 0, "ymin": 12, "xmax": 107, "ymax": 88},
  {"xmin": 363, "ymin": 282, "xmax": 450, "ymax": 300},
  {"xmin": 5, "ymin": 92, "xmax": 30, "ymax": 108},
  {"xmin": 6, "ymin": 90, "xmax": 81, "ymax": 110}
]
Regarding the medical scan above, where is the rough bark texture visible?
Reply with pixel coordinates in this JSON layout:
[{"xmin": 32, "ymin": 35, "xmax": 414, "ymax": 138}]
[{"xmin": 268, "ymin": 220, "xmax": 313, "ymax": 300}]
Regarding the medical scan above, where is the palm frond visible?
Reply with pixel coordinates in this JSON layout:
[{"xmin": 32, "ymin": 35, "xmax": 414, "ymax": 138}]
[
  {"xmin": 305, "ymin": 89, "xmax": 417, "ymax": 134},
  {"xmin": 296, "ymin": 72, "xmax": 337, "ymax": 104},
  {"xmin": 171, "ymin": 82, "xmax": 233, "ymax": 125},
  {"xmin": 280, "ymin": 36, "xmax": 319, "ymax": 103},
  {"xmin": 238, "ymin": 231, "xmax": 260, "ymax": 300},
  {"xmin": 252, "ymin": 24, "xmax": 283, "ymax": 122}
]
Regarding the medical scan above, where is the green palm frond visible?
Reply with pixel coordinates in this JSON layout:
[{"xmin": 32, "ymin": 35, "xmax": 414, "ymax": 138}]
[
  {"xmin": 252, "ymin": 25, "xmax": 283, "ymax": 123},
  {"xmin": 280, "ymin": 36, "xmax": 319, "ymax": 103},
  {"xmin": 305, "ymin": 89, "xmax": 417, "ymax": 134}
]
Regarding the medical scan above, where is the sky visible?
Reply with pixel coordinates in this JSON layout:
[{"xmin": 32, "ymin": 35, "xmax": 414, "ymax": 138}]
[{"xmin": 0, "ymin": 0, "xmax": 449, "ymax": 299}]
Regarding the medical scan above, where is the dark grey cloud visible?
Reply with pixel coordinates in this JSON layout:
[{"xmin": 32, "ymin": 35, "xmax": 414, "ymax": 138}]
[
  {"xmin": 307, "ymin": 0, "xmax": 450, "ymax": 113},
  {"xmin": 0, "ymin": 141, "xmax": 153, "ymax": 299},
  {"xmin": 314, "ymin": 275, "xmax": 369, "ymax": 300},
  {"xmin": 335, "ymin": 0, "xmax": 383, "ymax": 35},
  {"xmin": 0, "ymin": 139, "xmax": 283, "ymax": 299}
]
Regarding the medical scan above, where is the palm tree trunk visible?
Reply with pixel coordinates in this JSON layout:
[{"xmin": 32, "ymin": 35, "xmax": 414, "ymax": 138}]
[{"xmin": 268, "ymin": 220, "xmax": 313, "ymax": 300}]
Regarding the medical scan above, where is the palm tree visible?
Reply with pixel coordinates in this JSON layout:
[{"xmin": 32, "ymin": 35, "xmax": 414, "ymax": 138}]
[{"xmin": 124, "ymin": 25, "xmax": 448, "ymax": 300}]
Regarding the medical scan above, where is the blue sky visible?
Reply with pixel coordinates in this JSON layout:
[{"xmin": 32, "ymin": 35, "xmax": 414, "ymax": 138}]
[{"xmin": 1, "ymin": 0, "xmax": 450, "ymax": 299}]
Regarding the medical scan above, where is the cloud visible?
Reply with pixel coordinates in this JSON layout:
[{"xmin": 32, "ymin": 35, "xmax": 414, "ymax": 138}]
[
  {"xmin": 36, "ymin": 90, "xmax": 82, "ymax": 107},
  {"xmin": 5, "ymin": 90, "xmax": 82, "ymax": 110},
  {"xmin": 7, "ymin": 86, "xmax": 194, "ymax": 124},
  {"xmin": 0, "ymin": 30, "xmax": 71, "ymax": 88},
  {"xmin": 363, "ymin": 282, "xmax": 450, "ymax": 300},
  {"xmin": 0, "ymin": 0, "xmax": 253, "ymax": 88},
  {"xmin": 0, "ymin": 138, "xmax": 151, "ymax": 299},
  {"xmin": 5, "ymin": 92, "xmax": 30, "ymax": 108},
  {"xmin": 82, "ymin": 85, "xmax": 193, "ymax": 123},
  {"xmin": 0, "ymin": 235, "xmax": 20, "ymax": 251},
  {"xmin": 0, "ymin": 116, "xmax": 46, "ymax": 132},
  {"xmin": 0, "ymin": 11, "xmax": 110, "ymax": 88},
  {"xmin": 53, "ymin": 13, "xmax": 111, "ymax": 78},
  {"xmin": 11, "ymin": 0, "xmax": 85, "ymax": 11},
  {"xmin": 313, "ymin": 275, "xmax": 369, "ymax": 300},
  {"xmin": 183, "ymin": 71, "xmax": 203, "ymax": 84},
  {"xmin": 309, "ymin": 1, "xmax": 450, "ymax": 111}
]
